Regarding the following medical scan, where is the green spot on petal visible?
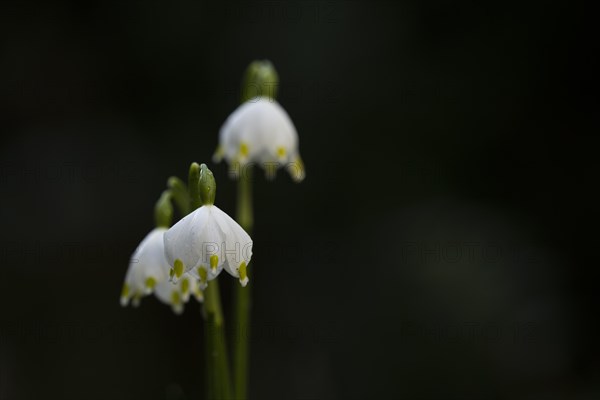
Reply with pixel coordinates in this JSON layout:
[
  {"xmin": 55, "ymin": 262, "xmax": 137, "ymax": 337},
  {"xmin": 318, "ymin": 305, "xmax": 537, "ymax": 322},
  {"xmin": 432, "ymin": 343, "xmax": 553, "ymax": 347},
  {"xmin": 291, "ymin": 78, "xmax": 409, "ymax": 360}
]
[
  {"xmin": 121, "ymin": 283, "xmax": 130, "ymax": 298},
  {"xmin": 174, "ymin": 259, "xmax": 184, "ymax": 278},
  {"xmin": 198, "ymin": 267, "xmax": 208, "ymax": 283},
  {"xmin": 240, "ymin": 142, "xmax": 249, "ymax": 157},
  {"xmin": 287, "ymin": 156, "xmax": 305, "ymax": 182},
  {"xmin": 181, "ymin": 278, "xmax": 190, "ymax": 294},
  {"xmin": 210, "ymin": 255, "xmax": 218, "ymax": 272},
  {"xmin": 239, "ymin": 261, "xmax": 247, "ymax": 282},
  {"xmin": 145, "ymin": 277, "xmax": 156, "ymax": 290},
  {"xmin": 171, "ymin": 291, "xmax": 181, "ymax": 306}
]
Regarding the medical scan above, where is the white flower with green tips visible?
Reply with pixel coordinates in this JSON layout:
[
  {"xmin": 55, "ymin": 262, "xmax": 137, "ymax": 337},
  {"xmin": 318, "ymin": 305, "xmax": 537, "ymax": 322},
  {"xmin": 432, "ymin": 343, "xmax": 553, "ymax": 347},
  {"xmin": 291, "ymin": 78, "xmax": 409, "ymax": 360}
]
[
  {"xmin": 214, "ymin": 97, "xmax": 305, "ymax": 181},
  {"xmin": 164, "ymin": 164, "xmax": 253, "ymax": 287},
  {"xmin": 120, "ymin": 228, "xmax": 202, "ymax": 314}
]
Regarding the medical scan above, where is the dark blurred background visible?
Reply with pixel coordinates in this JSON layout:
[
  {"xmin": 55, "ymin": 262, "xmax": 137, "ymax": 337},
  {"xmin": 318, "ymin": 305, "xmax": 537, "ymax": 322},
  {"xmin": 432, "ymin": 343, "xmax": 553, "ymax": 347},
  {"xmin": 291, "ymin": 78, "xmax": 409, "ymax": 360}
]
[{"xmin": 0, "ymin": 0, "xmax": 597, "ymax": 399}]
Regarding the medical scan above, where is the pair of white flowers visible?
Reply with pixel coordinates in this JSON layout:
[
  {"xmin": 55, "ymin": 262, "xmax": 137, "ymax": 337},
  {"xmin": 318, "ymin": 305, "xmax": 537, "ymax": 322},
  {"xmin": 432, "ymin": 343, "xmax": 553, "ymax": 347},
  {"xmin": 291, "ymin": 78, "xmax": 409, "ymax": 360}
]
[
  {"xmin": 121, "ymin": 203, "xmax": 252, "ymax": 314},
  {"xmin": 121, "ymin": 92, "xmax": 304, "ymax": 314}
]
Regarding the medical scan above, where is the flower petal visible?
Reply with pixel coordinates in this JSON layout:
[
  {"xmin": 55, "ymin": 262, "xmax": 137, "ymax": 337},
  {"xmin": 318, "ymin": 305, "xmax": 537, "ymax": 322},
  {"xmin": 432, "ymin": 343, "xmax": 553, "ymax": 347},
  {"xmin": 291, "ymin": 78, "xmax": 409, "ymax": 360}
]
[
  {"xmin": 212, "ymin": 205, "xmax": 253, "ymax": 285},
  {"xmin": 164, "ymin": 207, "xmax": 209, "ymax": 274},
  {"xmin": 122, "ymin": 228, "xmax": 170, "ymax": 304}
]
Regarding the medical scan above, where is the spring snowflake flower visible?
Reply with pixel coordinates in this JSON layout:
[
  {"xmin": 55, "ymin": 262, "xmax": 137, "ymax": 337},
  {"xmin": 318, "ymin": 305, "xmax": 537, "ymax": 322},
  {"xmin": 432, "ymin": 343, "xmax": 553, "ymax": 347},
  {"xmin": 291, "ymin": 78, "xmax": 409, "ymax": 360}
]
[
  {"xmin": 213, "ymin": 97, "xmax": 305, "ymax": 182},
  {"xmin": 164, "ymin": 165, "xmax": 253, "ymax": 287},
  {"xmin": 120, "ymin": 227, "xmax": 202, "ymax": 314},
  {"xmin": 164, "ymin": 205, "xmax": 252, "ymax": 287}
]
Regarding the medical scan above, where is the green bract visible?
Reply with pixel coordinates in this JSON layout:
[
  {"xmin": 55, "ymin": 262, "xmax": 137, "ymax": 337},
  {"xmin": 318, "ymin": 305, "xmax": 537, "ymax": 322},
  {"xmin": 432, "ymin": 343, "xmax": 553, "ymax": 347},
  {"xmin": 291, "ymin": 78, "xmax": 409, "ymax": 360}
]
[
  {"xmin": 241, "ymin": 59, "xmax": 279, "ymax": 102},
  {"xmin": 199, "ymin": 163, "xmax": 217, "ymax": 206}
]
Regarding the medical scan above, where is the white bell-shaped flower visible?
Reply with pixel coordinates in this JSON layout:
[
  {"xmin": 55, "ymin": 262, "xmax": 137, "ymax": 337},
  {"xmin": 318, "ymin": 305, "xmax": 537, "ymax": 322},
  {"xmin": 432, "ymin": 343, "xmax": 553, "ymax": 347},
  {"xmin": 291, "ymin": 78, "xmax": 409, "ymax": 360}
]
[
  {"xmin": 164, "ymin": 204, "xmax": 253, "ymax": 287},
  {"xmin": 214, "ymin": 97, "xmax": 305, "ymax": 182},
  {"xmin": 120, "ymin": 227, "xmax": 202, "ymax": 314}
]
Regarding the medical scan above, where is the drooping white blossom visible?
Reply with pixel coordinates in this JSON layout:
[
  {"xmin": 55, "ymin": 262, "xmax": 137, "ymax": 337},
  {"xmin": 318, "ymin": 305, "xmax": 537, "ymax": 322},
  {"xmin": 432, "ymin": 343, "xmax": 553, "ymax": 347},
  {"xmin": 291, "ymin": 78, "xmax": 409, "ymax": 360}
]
[
  {"xmin": 214, "ymin": 97, "xmax": 305, "ymax": 181},
  {"xmin": 163, "ymin": 205, "xmax": 252, "ymax": 287},
  {"xmin": 120, "ymin": 227, "xmax": 202, "ymax": 314}
]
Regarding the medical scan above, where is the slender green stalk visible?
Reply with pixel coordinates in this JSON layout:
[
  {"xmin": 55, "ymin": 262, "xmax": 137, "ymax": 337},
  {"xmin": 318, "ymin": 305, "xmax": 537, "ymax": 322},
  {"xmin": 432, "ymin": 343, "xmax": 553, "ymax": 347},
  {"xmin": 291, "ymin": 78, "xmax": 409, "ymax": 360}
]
[
  {"xmin": 204, "ymin": 280, "xmax": 233, "ymax": 400},
  {"xmin": 204, "ymin": 318, "xmax": 216, "ymax": 399},
  {"xmin": 236, "ymin": 167, "xmax": 254, "ymax": 232},
  {"xmin": 232, "ymin": 60, "xmax": 278, "ymax": 399},
  {"xmin": 233, "ymin": 167, "xmax": 253, "ymax": 400}
]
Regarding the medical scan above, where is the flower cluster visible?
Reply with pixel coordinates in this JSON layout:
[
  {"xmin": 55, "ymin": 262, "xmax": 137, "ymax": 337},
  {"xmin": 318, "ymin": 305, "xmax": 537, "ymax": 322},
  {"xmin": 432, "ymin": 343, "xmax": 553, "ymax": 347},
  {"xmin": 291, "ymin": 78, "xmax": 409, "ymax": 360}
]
[
  {"xmin": 120, "ymin": 60, "xmax": 303, "ymax": 314},
  {"xmin": 120, "ymin": 165, "xmax": 253, "ymax": 314}
]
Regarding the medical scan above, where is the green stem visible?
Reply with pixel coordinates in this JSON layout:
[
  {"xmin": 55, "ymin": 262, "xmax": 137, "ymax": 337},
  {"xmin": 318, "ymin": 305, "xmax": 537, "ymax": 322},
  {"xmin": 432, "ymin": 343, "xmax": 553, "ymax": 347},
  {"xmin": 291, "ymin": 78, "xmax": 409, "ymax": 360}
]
[
  {"xmin": 205, "ymin": 318, "xmax": 216, "ymax": 399},
  {"xmin": 204, "ymin": 279, "xmax": 233, "ymax": 400},
  {"xmin": 233, "ymin": 278, "xmax": 251, "ymax": 400},
  {"xmin": 237, "ymin": 167, "xmax": 254, "ymax": 232},
  {"xmin": 233, "ymin": 168, "xmax": 253, "ymax": 400}
]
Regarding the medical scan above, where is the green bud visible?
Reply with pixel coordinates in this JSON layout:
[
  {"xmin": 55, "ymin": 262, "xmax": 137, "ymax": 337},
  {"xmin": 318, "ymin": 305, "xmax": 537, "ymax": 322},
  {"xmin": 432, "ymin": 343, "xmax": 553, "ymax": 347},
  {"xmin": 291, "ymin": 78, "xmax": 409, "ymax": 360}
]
[
  {"xmin": 167, "ymin": 176, "xmax": 190, "ymax": 215},
  {"xmin": 198, "ymin": 163, "xmax": 216, "ymax": 206},
  {"xmin": 154, "ymin": 190, "xmax": 173, "ymax": 228},
  {"xmin": 241, "ymin": 60, "xmax": 279, "ymax": 103}
]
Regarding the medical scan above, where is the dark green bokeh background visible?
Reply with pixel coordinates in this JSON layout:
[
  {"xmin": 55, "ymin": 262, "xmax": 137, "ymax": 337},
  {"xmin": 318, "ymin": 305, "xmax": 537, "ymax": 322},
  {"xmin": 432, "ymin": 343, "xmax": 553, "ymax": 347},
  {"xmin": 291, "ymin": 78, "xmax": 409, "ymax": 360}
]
[{"xmin": 0, "ymin": 1, "xmax": 596, "ymax": 399}]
